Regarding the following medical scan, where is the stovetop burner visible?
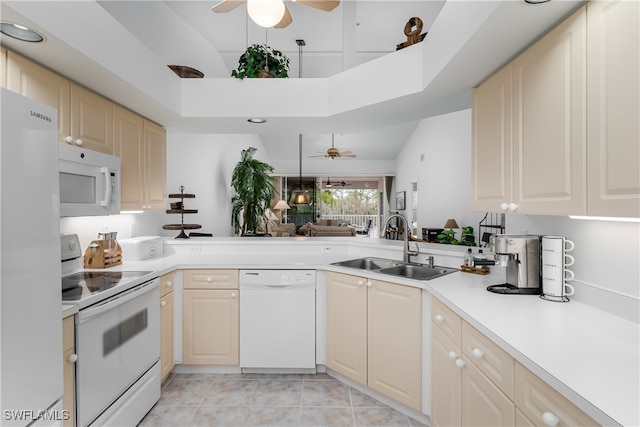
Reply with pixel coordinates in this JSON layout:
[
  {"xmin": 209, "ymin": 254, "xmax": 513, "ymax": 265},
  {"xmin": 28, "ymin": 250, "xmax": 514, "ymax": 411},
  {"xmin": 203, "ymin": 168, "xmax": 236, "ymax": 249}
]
[{"xmin": 62, "ymin": 271, "xmax": 152, "ymax": 302}]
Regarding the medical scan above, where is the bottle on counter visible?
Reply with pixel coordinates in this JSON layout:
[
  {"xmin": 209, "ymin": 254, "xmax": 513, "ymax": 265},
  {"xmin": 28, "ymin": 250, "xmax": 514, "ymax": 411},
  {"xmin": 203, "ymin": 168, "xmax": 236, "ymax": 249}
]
[{"xmin": 464, "ymin": 248, "xmax": 474, "ymax": 267}]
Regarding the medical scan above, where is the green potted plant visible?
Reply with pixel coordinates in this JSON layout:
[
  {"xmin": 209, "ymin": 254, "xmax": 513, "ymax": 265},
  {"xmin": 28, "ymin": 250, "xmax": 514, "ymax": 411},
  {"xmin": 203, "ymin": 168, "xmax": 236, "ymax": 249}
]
[
  {"xmin": 231, "ymin": 147, "xmax": 275, "ymax": 235},
  {"xmin": 437, "ymin": 229, "xmax": 459, "ymax": 245},
  {"xmin": 231, "ymin": 44, "xmax": 290, "ymax": 79},
  {"xmin": 460, "ymin": 226, "xmax": 476, "ymax": 246}
]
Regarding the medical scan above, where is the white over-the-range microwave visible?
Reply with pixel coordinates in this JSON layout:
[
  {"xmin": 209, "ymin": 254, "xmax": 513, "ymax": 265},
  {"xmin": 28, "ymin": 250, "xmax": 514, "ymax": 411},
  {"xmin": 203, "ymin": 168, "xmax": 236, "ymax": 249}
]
[{"xmin": 59, "ymin": 143, "xmax": 121, "ymax": 217}]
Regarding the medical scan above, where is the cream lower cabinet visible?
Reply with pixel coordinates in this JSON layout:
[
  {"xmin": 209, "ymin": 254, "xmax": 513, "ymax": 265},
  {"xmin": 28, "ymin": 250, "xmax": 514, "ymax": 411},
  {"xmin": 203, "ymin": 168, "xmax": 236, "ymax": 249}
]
[
  {"xmin": 431, "ymin": 296, "xmax": 599, "ymax": 427},
  {"xmin": 62, "ymin": 315, "xmax": 76, "ymax": 427},
  {"xmin": 325, "ymin": 272, "xmax": 422, "ymax": 410},
  {"xmin": 182, "ymin": 270, "xmax": 239, "ymax": 365},
  {"xmin": 114, "ymin": 105, "xmax": 166, "ymax": 211},
  {"xmin": 160, "ymin": 272, "xmax": 175, "ymax": 381}
]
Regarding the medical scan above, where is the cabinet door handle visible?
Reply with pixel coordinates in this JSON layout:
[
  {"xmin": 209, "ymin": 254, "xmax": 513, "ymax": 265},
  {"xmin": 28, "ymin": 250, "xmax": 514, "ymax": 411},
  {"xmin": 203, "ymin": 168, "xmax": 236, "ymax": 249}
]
[
  {"xmin": 357, "ymin": 280, "xmax": 364, "ymax": 286},
  {"xmin": 166, "ymin": 281, "xmax": 173, "ymax": 287},
  {"xmin": 160, "ymin": 300, "xmax": 167, "ymax": 307},
  {"xmin": 435, "ymin": 314, "xmax": 444, "ymax": 322},
  {"xmin": 206, "ymin": 277, "xmax": 213, "ymax": 282},
  {"xmin": 231, "ymin": 292, "xmax": 238, "ymax": 298},
  {"xmin": 455, "ymin": 358, "xmax": 466, "ymax": 368},
  {"xmin": 542, "ymin": 412, "xmax": 560, "ymax": 427},
  {"xmin": 448, "ymin": 351, "xmax": 458, "ymax": 360},
  {"xmin": 366, "ymin": 281, "xmax": 372, "ymax": 287},
  {"xmin": 472, "ymin": 348, "xmax": 484, "ymax": 359},
  {"xmin": 67, "ymin": 353, "xmax": 78, "ymax": 363}
]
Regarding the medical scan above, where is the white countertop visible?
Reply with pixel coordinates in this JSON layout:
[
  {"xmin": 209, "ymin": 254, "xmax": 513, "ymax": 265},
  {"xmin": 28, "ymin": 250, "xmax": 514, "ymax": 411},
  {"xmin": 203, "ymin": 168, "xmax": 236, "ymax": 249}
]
[
  {"xmin": 62, "ymin": 244, "xmax": 639, "ymax": 426},
  {"xmin": 426, "ymin": 271, "xmax": 639, "ymax": 427}
]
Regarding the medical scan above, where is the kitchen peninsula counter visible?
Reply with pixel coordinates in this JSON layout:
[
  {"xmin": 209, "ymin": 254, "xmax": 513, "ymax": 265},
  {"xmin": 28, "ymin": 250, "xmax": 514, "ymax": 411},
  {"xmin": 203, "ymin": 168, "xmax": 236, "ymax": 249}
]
[{"xmin": 72, "ymin": 237, "xmax": 637, "ymax": 426}]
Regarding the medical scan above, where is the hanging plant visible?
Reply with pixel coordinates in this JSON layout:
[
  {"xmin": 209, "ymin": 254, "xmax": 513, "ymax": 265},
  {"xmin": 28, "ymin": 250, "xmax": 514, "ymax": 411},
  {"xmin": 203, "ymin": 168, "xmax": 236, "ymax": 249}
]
[
  {"xmin": 231, "ymin": 44, "xmax": 290, "ymax": 79},
  {"xmin": 231, "ymin": 147, "xmax": 275, "ymax": 235}
]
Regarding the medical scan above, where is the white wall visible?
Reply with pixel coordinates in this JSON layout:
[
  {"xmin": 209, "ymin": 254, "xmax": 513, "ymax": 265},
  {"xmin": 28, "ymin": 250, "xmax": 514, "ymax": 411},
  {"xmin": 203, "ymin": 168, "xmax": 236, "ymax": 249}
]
[
  {"xmin": 394, "ymin": 109, "xmax": 640, "ymax": 322},
  {"xmin": 395, "ymin": 109, "xmax": 486, "ymax": 240}
]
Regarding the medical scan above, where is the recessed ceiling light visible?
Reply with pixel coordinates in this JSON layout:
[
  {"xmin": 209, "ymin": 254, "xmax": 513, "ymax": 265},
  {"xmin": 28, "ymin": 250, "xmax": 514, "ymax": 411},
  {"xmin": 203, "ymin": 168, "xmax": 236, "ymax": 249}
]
[
  {"xmin": 247, "ymin": 118, "xmax": 267, "ymax": 124},
  {"xmin": 0, "ymin": 22, "xmax": 45, "ymax": 42}
]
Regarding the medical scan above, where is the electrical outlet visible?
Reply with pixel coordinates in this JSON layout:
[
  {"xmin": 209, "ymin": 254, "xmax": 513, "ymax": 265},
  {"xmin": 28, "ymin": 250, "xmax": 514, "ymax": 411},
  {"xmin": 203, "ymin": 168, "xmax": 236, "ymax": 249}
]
[
  {"xmin": 321, "ymin": 246, "xmax": 334, "ymax": 252},
  {"xmin": 190, "ymin": 245, "xmax": 201, "ymax": 254}
]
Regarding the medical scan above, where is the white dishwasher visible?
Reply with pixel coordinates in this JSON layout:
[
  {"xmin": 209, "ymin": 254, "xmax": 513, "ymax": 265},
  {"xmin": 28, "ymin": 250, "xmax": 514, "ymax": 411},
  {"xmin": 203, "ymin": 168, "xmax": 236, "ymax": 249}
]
[{"xmin": 239, "ymin": 270, "xmax": 316, "ymax": 372}]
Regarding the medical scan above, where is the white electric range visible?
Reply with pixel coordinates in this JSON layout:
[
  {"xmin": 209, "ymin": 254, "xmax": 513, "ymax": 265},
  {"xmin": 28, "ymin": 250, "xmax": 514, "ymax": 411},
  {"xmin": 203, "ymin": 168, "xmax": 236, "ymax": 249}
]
[{"xmin": 61, "ymin": 234, "xmax": 160, "ymax": 427}]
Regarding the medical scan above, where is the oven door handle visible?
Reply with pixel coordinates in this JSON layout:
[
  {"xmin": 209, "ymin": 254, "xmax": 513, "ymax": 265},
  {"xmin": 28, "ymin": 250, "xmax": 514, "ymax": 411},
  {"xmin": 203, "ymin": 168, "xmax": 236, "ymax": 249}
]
[{"xmin": 76, "ymin": 279, "xmax": 159, "ymax": 324}]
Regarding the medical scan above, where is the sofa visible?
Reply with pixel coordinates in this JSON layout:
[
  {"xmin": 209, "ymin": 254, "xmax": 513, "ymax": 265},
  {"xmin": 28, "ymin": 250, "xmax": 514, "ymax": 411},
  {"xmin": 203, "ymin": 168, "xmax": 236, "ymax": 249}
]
[
  {"xmin": 267, "ymin": 221, "xmax": 297, "ymax": 237},
  {"xmin": 299, "ymin": 222, "xmax": 356, "ymax": 237}
]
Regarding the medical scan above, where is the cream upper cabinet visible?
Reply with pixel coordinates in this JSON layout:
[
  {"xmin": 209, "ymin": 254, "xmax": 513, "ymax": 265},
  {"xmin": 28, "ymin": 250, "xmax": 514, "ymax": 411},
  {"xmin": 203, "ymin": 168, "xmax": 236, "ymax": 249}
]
[
  {"xmin": 69, "ymin": 83, "xmax": 113, "ymax": 154},
  {"xmin": 1, "ymin": 47, "xmax": 7, "ymax": 88},
  {"xmin": 512, "ymin": 6, "xmax": 586, "ymax": 215},
  {"xmin": 6, "ymin": 51, "xmax": 71, "ymax": 144},
  {"xmin": 472, "ymin": 63, "xmax": 513, "ymax": 213},
  {"xmin": 114, "ymin": 105, "xmax": 166, "ymax": 211},
  {"xmin": 182, "ymin": 270, "xmax": 239, "ymax": 365},
  {"xmin": 113, "ymin": 105, "xmax": 145, "ymax": 210},
  {"xmin": 472, "ymin": 7, "xmax": 587, "ymax": 215},
  {"xmin": 586, "ymin": 0, "xmax": 640, "ymax": 217},
  {"xmin": 325, "ymin": 272, "xmax": 422, "ymax": 410},
  {"xmin": 143, "ymin": 120, "xmax": 167, "ymax": 210},
  {"xmin": 7, "ymin": 51, "xmax": 114, "ymax": 154}
]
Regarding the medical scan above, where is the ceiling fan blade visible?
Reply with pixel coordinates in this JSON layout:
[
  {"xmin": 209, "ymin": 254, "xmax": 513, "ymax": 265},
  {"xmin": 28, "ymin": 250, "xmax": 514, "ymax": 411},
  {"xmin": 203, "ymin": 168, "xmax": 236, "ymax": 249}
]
[
  {"xmin": 340, "ymin": 153, "xmax": 357, "ymax": 158},
  {"xmin": 308, "ymin": 154, "xmax": 327, "ymax": 158},
  {"xmin": 297, "ymin": 0, "xmax": 340, "ymax": 12},
  {"xmin": 211, "ymin": 0, "xmax": 246, "ymax": 13},
  {"xmin": 274, "ymin": 4, "xmax": 293, "ymax": 28}
]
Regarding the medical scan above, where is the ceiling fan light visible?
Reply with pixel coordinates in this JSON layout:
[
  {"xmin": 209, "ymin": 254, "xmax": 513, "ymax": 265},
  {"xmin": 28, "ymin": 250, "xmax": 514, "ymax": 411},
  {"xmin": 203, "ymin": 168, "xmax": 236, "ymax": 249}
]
[
  {"xmin": 289, "ymin": 190, "xmax": 311, "ymax": 205},
  {"xmin": 247, "ymin": 0, "xmax": 286, "ymax": 27}
]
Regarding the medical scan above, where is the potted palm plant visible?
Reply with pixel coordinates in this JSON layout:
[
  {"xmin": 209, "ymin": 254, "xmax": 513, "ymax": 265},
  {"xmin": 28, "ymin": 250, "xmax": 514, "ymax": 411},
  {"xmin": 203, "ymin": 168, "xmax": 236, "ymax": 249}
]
[
  {"xmin": 231, "ymin": 44, "xmax": 290, "ymax": 79},
  {"xmin": 231, "ymin": 147, "xmax": 275, "ymax": 235}
]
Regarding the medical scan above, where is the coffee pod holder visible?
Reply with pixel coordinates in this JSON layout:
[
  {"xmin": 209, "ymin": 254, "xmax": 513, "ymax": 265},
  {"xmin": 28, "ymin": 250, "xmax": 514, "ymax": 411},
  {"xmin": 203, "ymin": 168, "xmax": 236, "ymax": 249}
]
[{"xmin": 540, "ymin": 236, "xmax": 575, "ymax": 303}]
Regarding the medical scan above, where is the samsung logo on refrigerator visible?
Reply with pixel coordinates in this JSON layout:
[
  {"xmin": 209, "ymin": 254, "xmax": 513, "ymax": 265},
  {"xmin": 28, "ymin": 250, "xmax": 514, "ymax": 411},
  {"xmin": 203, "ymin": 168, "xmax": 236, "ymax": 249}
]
[{"xmin": 29, "ymin": 110, "xmax": 53, "ymax": 122}]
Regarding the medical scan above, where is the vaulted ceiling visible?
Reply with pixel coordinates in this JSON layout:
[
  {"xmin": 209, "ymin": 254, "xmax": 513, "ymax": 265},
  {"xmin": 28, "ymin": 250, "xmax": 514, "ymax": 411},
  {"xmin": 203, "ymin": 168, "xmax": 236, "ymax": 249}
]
[{"xmin": 1, "ymin": 1, "xmax": 585, "ymax": 164}]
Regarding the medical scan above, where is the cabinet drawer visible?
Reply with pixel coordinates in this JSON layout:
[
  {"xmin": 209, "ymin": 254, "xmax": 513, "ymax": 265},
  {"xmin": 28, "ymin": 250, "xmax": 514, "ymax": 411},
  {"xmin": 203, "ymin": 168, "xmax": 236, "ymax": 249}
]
[
  {"xmin": 462, "ymin": 320, "xmax": 515, "ymax": 400},
  {"xmin": 515, "ymin": 362, "xmax": 599, "ymax": 427},
  {"xmin": 62, "ymin": 315, "xmax": 74, "ymax": 352},
  {"xmin": 432, "ymin": 297, "xmax": 461, "ymax": 347},
  {"xmin": 160, "ymin": 272, "xmax": 175, "ymax": 297},
  {"xmin": 183, "ymin": 269, "xmax": 238, "ymax": 289}
]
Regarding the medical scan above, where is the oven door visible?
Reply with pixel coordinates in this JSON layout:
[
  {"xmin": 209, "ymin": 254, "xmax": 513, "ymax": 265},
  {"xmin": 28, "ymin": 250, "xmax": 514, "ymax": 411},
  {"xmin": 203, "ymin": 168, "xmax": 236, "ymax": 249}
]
[{"xmin": 75, "ymin": 279, "xmax": 159, "ymax": 427}]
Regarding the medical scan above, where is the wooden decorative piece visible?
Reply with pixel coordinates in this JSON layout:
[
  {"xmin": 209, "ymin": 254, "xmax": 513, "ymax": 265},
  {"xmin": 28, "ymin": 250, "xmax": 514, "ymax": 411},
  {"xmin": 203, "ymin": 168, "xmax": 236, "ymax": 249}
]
[
  {"xmin": 460, "ymin": 265, "xmax": 490, "ymax": 275},
  {"xmin": 167, "ymin": 65, "xmax": 204, "ymax": 78},
  {"xmin": 163, "ymin": 185, "xmax": 202, "ymax": 238},
  {"xmin": 396, "ymin": 17, "xmax": 428, "ymax": 50},
  {"xmin": 84, "ymin": 240, "xmax": 122, "ymax": 268}
]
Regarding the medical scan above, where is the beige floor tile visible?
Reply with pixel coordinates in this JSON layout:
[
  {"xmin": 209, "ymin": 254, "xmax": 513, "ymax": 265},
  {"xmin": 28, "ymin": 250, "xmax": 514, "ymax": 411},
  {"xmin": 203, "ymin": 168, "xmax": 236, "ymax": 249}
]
[
  {"xmin": 138, "ymin": 405, "xmax": 197, "ymax": 427},
  {"xmin": 158, "ymin": 378, "xmax": 215, "ymax": 406},
  {"xmin": 202, "ymin": 379, "xmax": 258, "ymax": 406},
  {"xmin": 301, "ymin": 380, "xmax": 351, "ymax": 407},
  {"xmin": 353, "ymin": 407, "xmax": 411, "ymax": 427},
  {"xmin": 349, "ymin": 388, "xmax": 388, "ymax": 408},
  {"xmin": 189, "ymin": 406, "xmax": 249, "ymax": 427},
  {"xmin": 252, "ymin": 380, "xmax": 303, "ymax": 406},
  {"xmin": 246, "ymin": 406, "xmax": 301, "ymax": 426},
  {"xmin": 298, "ymin": 407, "xmax": 355, "ymax": 427}
]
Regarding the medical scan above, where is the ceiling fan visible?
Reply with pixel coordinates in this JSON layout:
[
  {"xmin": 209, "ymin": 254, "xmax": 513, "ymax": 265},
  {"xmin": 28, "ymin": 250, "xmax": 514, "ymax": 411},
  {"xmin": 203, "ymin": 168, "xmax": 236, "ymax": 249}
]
[
  {"xmin": 324, "ymin": 178, "xmax": 352, "ymax": 188},
  {"xmin": 212, "ymin": 0, "xmax": 340, "ymax": 29},
  {"xmin": 310, "ymin": 134, "xmax": 357, "ymax": 160}
]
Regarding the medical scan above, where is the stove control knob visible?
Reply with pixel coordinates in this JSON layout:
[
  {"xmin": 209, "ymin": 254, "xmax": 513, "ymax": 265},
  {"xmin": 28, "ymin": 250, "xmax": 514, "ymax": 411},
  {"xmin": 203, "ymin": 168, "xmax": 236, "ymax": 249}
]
[{"xmin": 67, "ymin": 354, "xmax": 78, "ymax": 363}]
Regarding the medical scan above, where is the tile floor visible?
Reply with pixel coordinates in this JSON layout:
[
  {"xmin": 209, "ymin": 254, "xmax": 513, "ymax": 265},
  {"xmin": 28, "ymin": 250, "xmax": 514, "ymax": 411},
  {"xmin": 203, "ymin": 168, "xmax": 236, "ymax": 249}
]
[{"xmin": 139, "ymin": 373, "xmax": 428, "ymax": 427}]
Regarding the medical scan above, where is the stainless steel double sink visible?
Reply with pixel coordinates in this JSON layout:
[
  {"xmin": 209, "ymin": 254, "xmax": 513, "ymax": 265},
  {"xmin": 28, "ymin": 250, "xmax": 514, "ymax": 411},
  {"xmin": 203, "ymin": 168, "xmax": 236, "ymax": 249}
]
[{"xmin": 331, "ymin": 257, "xmax": 457, "ymax": 281}]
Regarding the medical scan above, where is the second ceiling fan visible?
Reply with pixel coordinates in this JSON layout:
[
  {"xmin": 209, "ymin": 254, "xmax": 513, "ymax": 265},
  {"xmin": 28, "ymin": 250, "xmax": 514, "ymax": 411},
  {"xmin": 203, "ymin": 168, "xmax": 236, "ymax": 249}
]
[
  {"xmin": 310, "ymin": 134, "xmax": 357, "ymax": 160},
  {"xmin": 212, "ymin": 0, "xmax": 340, "ymax": 29}
]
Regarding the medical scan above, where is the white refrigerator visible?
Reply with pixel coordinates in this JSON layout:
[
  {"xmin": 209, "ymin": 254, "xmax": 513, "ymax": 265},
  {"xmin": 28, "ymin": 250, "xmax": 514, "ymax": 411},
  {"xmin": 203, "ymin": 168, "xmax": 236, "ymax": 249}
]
[{"xmin": 1, "ymin": 88, "xmax": 63, "ymax": 426}]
